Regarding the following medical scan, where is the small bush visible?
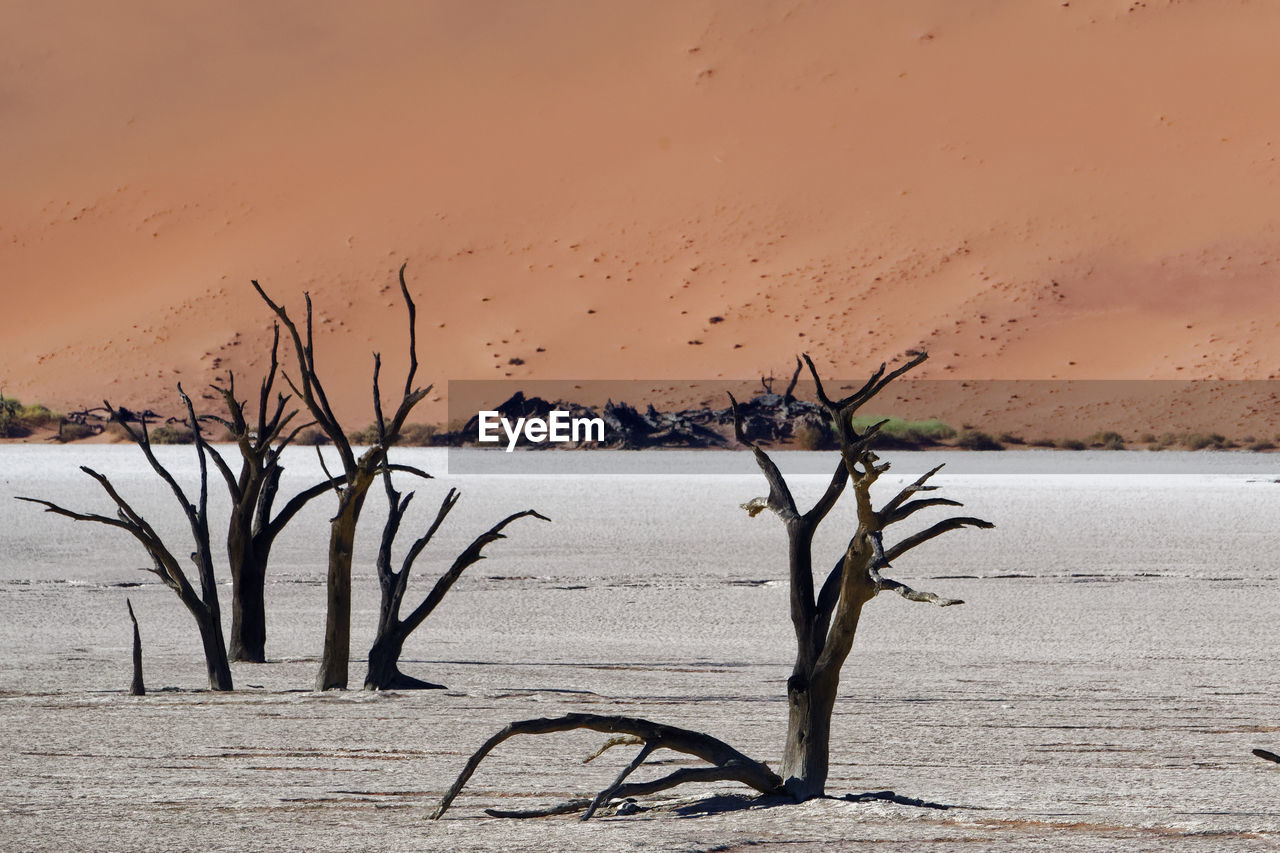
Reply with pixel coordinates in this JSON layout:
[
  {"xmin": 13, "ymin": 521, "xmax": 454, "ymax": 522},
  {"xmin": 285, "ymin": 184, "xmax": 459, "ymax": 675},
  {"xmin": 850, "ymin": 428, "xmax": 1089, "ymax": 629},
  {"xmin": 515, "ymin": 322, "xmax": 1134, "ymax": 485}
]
[
  {"xmin": 792, "ymin": 415, "xmax": 835, "ymax": 450},
  {"xmin": 1182, "ymin": 432, "xmax": 1229, "ymax": 451},
  {"xmin": 149, "ymin": 423, "xmax": 195, "ymax": 444},
  {"xmin": 0, "ymin": 397, "xmax": 30, "ymax": 438},
  {"xmin": 1056, "ymin": 438, "xmax": 1087, "ymax": 451},
  {"xmin": 1028, "ymin": 437, "xmax": 1056, "ymax": 448},
  {"xmin": 294, "ymin": 427, "xmax": 330, "ymax": 446},
  {"xmin": 19, "ymin": 404, "xmax": 60, "ymax": 430},
  {"xmin": 1086, "ymin": 431, "xmax": 1125, "ymax": 450},
  {"xmin": 57, "ymin": 423, "xmax": 97, "ymax": 442},
  {"xmin": 997, "ymin": 432, "xmax": 1024, "ymax": 445},
  {"xmin": 346, "ymin": 425, "xmax": 379, "ymax": 446},
  {"xmin": 1248, "ymin": 440, "xmax": 1276, "ymax": 452},
  {"xmin": 850, "ymin": 415, "xmax": 956, "ymax": 448},
  {"xmin": 103, "ymin": 421, "xmax": 132, "ymax": 443},
  {"xmin": 0, "ymin": 396, "xmax": 59, "ymax": 437},
  {"xmin": 346, "ymin": 423, "xmax": 437, "ymax": 446},
  {"xmin": 399, "ymin": 423, "xmax": 438, "ymax": 446},
  {"xmin": 954, "ymin": 429, "xmax": 1003, "ymax": 451}
]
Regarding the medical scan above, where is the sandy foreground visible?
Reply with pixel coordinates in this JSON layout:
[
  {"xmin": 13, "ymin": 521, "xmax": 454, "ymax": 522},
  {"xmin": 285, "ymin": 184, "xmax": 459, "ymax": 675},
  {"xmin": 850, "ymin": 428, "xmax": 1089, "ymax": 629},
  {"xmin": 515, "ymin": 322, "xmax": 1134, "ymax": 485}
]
[
  {"xmin": 5, "ymin": 1, "xmax": 1280, "ymax": 435},
  {"xmin": 1, "ymin": 447, "xmax": 1277, "ymax": 851}
]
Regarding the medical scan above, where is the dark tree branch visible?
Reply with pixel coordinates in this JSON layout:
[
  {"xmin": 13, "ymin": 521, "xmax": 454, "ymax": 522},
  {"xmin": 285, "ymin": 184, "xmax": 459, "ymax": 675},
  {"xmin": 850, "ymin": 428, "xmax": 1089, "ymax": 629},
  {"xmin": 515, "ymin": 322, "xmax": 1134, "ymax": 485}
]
[
  {"xmin": 804, "ymin": 458, "xmax": 849, "ymax": 527},
  {"xmin": 884, "ymin": 517, "xmax": 995, "ymax": 564},
  {"xmin": 880, "ymin": 464, "xmax": 946, "ymax": 517},
  {"xmin": 398, "ymin": 262, "xmax": 419, "ymax": 399},
  {"xmin": 399, "ymin": 508, "xmax": 549, "ymax": 637},
  {"xmin": 884, "ymin": 497, "xmax": 964, "ymax": 526},
  {"xmin": 783, "ymin": 355, "xmax": 803, "ymax": 402},
  {"xmin": 729, "ymin": 392, "xmax": 798, "ymax": 522},
  {"xmin": 582, "ymin": 742, "xmax": 655, "ymax": 820},
  {"xmin": 432, "ymin": 713, "xmax": 785, "ymax": 820},
  {"xmin": 252, "ymin": 280, "xmax": 357, "ymax": 475}
]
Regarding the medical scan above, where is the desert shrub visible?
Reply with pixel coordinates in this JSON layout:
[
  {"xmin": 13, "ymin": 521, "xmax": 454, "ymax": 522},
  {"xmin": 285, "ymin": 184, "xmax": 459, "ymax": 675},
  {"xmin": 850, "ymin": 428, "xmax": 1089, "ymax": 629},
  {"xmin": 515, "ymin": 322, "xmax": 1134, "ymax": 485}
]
[
  {"xmin": 997, "ymin": 432, "xmax": 1024, "ymax": 445},
  {"xmin": 103, "ymin": 421, "xmax": 132, "ymax": 442},
  {"xmin": 1182, "ymin": 432, "xmax": 1230, "ymax": 451},
  {"xmin": 19, "ymin": 404, "xmax": 60, "ymax": 430},
  {"xmin": 56, "ymin": 423, "xmax": 97, "ymax": 442},
  {"xmin": 849, "ymin": 415, "xmax": 956, "ymax": 448},
  {"xmin": 399, "ymin": 423, "xmax": 438, "ymax": 446},
  {"xmin": 1056, "ymin": 438, "xmax": 1087, "ymax": 451},
  {"xmin": 1028, "ymin": 437, "xmax": 1056, "ymax": 448},
  {"xmin": 1086, "ymin": 431, "xmax": 1125, "ymax": 450},
  {"xmin": 0, "ymin": 397, "xmax": 59, "ymax": 437},
  {"xmin": 1248, "ymin": 440, "xmax": 1276, "ymax": 452},
  {"xmin": 149, "ymin": 424, "xmax": 195, "ymax": 444},
  {"xmin": 294, "ymin": 427, "xmax": 330, "ymax": 446},
  {"xmin": 792, "ymin": 415, "xmax": 835, "ymax": 450},
  {"xmin": 0, "ymin": 396, "xmax": 28, "ymax": 438},
  {"xmin": 954, "ymin": 429, "xmax": 1003, "ymax": 451},
  {"xmin": 346, "ymin": 425, "xmax": 380, "ymax": 446},
  {"xmin": 346, "ymin": 422, "xmax": 438, "ymax": 446}
]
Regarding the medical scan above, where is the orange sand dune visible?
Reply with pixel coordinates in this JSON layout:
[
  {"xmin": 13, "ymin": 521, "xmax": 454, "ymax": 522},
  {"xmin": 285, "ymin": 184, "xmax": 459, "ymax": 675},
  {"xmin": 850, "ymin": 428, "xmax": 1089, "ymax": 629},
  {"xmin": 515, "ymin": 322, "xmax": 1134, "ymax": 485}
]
[{"xmin": 3, "ymin": 0, "xmax": 1280, "ymax": 432}]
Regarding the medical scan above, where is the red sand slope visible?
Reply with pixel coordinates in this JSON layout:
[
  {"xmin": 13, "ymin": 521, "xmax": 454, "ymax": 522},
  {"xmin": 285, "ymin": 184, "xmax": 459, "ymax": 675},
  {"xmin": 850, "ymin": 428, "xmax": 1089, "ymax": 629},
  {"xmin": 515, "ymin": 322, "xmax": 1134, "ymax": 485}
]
[{"xmin": 3, "ymin": 1, "xmax": 1279, "ymax": 433}]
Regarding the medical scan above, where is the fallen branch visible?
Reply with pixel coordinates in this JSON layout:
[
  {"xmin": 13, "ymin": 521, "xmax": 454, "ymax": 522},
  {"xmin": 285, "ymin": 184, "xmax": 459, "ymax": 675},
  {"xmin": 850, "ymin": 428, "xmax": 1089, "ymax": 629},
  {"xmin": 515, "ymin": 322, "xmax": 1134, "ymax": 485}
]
[{"xmin": 431, "ymin": 713, "xmax": 784, "ymax": 820}]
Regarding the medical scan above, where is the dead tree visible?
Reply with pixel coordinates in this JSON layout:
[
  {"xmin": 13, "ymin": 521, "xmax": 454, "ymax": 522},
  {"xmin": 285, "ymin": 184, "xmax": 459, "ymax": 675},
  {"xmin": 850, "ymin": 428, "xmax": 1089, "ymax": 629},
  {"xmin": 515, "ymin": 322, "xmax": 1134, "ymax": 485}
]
[
  {"xmin": 253, "ymin": 263, "xmax": 430, "ymax": 690},
  {"xmin": 365, "ymin": 467, "xmax": 548, "ymax": 690},
  {"xmin": 127, "ymin": 598, "xmax": 145, "ymax": 696},
  {"xmin": 201, "ymin": 326, "xmax": 333, "ymax": 662},
  {"xmin": 433, "ymin": 352, "xmax": 992, "ymax": 818},
  {"xmin": 18, "ymin": 389, "xmax": 234, "ymax": 691}
]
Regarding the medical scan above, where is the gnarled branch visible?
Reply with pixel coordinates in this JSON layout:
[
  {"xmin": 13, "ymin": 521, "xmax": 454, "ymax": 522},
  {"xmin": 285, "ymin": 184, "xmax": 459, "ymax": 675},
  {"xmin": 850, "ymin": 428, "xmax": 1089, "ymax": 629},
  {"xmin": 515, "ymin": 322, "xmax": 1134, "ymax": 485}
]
[{"xmin": 431, "ymin": 713, "xmax": 784, "ymax": 820}]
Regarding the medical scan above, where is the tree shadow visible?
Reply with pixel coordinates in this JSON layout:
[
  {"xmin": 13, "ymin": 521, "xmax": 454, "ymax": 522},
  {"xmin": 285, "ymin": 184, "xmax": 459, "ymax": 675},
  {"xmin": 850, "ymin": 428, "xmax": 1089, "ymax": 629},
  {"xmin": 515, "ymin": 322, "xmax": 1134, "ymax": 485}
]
[{"xmin": 662, "ymin": 789, "xmax": 985, "ymax": 818}]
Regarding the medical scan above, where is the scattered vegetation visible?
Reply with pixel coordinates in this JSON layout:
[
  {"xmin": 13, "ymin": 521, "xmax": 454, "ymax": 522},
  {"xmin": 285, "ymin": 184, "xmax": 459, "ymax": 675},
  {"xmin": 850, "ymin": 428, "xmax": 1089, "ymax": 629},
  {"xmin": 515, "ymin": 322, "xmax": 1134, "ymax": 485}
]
[
  {"xmin": 294, "ymin": 426, "xmax": 331, "ymax": 446},
  {"xmin": 347, "ymin": 422, "xmax": 438, "ymax": 446},
  {"xmin": 0, "ymin": 396, "xmax": 62, "ymax": 438},
  {"xmin": 848, "ymin": 415, "xmax": 956, "ymax": 449},
  {"xmin": 148, "ymin": 423, "xmax": 195, "ymax": 444},
  {"xmin": 954, "ymin": 429, "xmax": 1003, "ymax": 451},
  {"xmin": 55, "ymin": 423, "xmax": 97, "ymax": 442},
  {"xmin": 792, "ymin": 415, "xmax": 835, "ymax": 450},
  {"xmin": 1086, "ymin": 431, "xmax": 1125, "ymax": 450}
]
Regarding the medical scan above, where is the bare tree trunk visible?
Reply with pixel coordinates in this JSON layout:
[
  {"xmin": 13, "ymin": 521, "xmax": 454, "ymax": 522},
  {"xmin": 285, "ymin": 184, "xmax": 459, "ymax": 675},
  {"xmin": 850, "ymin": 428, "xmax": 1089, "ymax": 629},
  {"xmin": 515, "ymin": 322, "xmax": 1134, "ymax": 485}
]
[
  {"xmin": 127, "ymin": 598, "xmax": 144, "ymax": 696},
  {"xmin": 780, "ymin": 667, "xmax": 837, "ymax": 799},
  {"xmin": 317, "ymin": 489, "xmax": 366, "ymax": 691},
  {"xmin": 198, "ymin": 609, "xmax": 234, "ymax": 691},
  {"xmin": 227, "ymin": 525, "xmax": 266, "ymax": 663}
]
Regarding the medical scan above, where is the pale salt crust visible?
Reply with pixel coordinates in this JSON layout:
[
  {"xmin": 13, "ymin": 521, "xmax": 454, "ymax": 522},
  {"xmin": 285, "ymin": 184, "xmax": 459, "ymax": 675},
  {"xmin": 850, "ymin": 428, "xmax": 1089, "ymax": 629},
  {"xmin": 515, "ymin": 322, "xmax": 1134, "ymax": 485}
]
[{"xmin": 0, "ymin": 447, "xmax": 1277, "ymax": 851}]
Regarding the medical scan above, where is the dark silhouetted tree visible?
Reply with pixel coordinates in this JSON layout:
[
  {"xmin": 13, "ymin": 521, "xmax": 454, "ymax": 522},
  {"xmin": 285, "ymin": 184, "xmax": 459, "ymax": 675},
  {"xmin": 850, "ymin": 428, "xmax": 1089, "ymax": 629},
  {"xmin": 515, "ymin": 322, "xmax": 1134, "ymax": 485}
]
[
  {"xmin": 19, "ymin": 389, "xmax": 234, "ymax": 690},
  {"xmin": 433, "ymin": 352, "xmax": 992, "ymax": 818}
]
